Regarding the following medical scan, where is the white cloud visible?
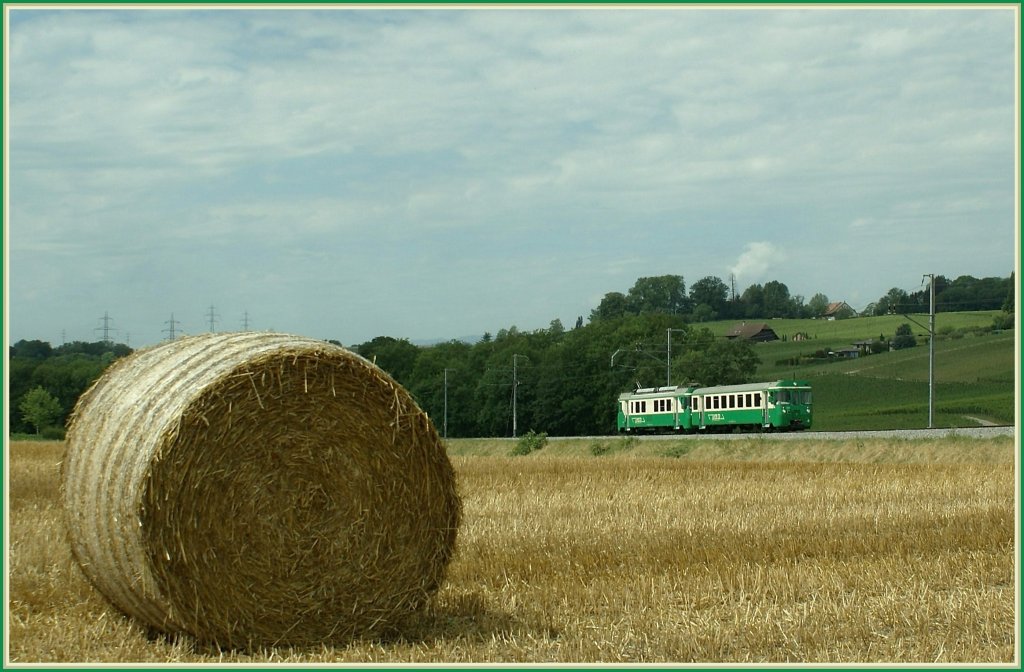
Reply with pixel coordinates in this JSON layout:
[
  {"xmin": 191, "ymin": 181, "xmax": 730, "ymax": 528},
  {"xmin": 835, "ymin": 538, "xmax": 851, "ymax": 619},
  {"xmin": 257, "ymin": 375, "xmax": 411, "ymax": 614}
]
[
  {"xmin": 729, "ymin": 242, "xmax": 788, "ymax": 284},
  {"xmin": 6, "ymin": 7, "xmax": 1017, "ymax": 346}
]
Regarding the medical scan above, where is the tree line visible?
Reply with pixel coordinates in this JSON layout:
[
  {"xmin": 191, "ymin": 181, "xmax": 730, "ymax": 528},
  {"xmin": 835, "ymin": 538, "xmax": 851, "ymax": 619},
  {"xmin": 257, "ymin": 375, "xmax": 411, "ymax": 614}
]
[
  {"xmin": 592, "ymin": 273, "xmax": 1014, "ymax": 322},
  {"xmin": 866, "ymin": 273, "xmax": 1014, "ymax": 316},
  {"xmin": 9, "ymin": 272, "xmax": 1013, "ymax": 438},
  {"xmin": 9, "ymin": 340, "xmax": 132, "ymax": 436}
]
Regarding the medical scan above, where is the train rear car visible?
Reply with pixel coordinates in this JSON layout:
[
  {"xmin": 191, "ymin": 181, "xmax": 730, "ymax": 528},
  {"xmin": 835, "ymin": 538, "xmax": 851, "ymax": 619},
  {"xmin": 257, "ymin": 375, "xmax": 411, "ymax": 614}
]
[{"xmin": 617, "ymin": 386, "xmax": 696, "ymax": 433}]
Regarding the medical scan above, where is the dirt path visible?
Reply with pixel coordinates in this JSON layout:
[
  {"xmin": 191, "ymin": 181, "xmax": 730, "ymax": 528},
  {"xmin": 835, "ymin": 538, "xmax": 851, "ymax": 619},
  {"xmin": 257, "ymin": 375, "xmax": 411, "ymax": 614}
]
[{"xmin": 963, "ymin": 415, "xmax": 1000, "ymax": 427}]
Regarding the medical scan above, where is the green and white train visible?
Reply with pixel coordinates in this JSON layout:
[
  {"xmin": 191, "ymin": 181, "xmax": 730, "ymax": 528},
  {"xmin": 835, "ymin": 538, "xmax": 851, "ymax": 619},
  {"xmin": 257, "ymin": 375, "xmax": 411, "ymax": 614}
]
[{"xmin": 617, "ymin": 380, "xmax": 812, "ymax": 433}]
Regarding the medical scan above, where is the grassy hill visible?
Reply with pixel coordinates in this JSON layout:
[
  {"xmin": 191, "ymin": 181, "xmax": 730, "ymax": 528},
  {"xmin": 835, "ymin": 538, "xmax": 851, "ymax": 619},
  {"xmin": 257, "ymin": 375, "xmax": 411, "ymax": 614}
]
[{"xmin": 699, "ymin": 311, "xmax": 1015, "ymax": 430}]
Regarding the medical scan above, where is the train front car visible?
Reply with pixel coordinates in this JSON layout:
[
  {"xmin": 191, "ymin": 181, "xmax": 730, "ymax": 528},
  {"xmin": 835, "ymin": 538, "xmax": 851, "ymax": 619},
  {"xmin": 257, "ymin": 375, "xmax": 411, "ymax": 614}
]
[
  {"xmin": 766, "ymin": 380, "xmax": 813, "ymax": 430},
  {"xmin": 688, "ymin": 379, "xmax": 813, "ymax": 432}
]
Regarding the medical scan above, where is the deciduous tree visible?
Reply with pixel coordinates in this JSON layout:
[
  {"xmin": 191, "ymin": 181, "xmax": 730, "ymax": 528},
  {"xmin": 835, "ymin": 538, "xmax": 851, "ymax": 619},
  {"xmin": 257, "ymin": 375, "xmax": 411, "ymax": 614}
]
[{"xmin": 19, "ymin": 386, "xmax": 62, "ymax": 434}]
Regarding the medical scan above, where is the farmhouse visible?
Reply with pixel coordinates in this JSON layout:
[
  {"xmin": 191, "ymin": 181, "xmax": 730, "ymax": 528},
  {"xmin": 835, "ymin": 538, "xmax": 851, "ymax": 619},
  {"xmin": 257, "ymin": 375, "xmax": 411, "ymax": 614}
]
[
  {"xmin": 725, "ymin": 322, "xmax": 779, "ymax": 342},
  {"xmin": 853, "ymin": 339, "xmax": 877, "ymax": 355},
  {"xmin": 823, "ymin": 301, "xmax": 856, "ymax": 320}
]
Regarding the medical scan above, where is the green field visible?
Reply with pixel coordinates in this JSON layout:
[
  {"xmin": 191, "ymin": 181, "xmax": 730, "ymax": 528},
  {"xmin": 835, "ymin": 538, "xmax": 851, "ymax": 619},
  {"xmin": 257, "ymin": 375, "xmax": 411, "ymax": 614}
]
[{"xmin": 698, "ymin": 312, "xmax": 1015, "ymax": 430}]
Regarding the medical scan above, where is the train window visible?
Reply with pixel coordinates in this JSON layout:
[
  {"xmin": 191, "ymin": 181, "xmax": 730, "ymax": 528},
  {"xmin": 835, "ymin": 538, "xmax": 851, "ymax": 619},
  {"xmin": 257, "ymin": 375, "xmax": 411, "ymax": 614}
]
[
  {"xmin": 745, "ymin": 394, "xmax": 752, "ymax": 407},
  {"xmin": 754, "ymin": 393, "xmax": 762, "ymax": 406}
]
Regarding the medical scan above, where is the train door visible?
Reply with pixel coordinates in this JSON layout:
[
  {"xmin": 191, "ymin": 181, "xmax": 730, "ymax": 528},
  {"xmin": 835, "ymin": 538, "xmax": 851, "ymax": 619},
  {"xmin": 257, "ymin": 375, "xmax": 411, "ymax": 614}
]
[{"xmin": 675, "ymin": 394, "xmax": 689, "ymax": 430}]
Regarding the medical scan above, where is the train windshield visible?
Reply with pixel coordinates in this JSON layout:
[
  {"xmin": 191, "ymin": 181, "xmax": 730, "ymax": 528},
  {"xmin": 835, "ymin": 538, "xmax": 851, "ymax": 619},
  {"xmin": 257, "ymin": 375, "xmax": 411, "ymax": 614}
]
[{"xmin": 775, "ymin": 389, "xmax": 812, "ymax": 405}]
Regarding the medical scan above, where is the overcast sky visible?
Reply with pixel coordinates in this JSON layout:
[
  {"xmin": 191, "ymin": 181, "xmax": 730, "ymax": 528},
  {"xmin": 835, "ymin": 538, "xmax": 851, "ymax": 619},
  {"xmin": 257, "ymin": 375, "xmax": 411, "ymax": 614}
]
[{"xmin": 5, "ymin": 6, "xmax": 1018, "ymax": 348}]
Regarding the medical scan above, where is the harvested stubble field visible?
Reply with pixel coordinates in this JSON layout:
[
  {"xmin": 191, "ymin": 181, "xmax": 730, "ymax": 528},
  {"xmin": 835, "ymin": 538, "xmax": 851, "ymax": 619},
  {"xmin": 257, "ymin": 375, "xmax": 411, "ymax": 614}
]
[{"xmin": 7, "ymin": 437, "xmax": 1018, "ymax": 664}]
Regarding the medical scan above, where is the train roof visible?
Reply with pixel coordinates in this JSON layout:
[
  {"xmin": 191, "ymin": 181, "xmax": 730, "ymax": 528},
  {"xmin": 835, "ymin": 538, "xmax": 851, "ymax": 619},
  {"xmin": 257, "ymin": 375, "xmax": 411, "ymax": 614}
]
[
  {"xmin": 691, "ymin": 380, "xmax": 811, "ymax": 395},
  {"xmin": 617, "ymin": 385, "xmax": 696, "ymax": 400},
  {"xmin": 619, "ymin": 380, "xmax": 810, "ymax": 400}
]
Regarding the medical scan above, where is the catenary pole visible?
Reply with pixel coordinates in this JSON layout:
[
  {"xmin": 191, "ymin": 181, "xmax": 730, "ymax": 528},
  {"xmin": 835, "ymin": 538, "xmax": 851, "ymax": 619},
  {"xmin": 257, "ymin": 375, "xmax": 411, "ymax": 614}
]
[{"xmin": 926, "ymin": 273, "xmax": 935, "ymax": 429}]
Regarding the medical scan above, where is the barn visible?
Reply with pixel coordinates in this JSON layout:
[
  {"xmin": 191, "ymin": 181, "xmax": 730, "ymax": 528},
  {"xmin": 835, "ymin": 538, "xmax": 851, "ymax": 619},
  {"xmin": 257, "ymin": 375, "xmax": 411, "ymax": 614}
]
[{"xmin": 725, "ymin": 322, "xmax": 780, "ymax": 342}]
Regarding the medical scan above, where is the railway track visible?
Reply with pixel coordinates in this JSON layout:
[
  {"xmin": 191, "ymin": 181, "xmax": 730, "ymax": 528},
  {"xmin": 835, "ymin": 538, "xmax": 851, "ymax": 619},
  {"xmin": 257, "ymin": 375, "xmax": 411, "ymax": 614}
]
[{"xmin": 550, "ymin": 426, "xmax": 1016, "ymax": 442}]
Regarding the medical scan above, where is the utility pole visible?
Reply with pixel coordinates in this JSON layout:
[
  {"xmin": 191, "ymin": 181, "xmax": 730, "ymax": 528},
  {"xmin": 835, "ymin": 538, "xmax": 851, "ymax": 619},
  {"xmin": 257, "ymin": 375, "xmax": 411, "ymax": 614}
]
[
  {"xmin": 512, "ymin": 354, "xmax": 528, "ymax": 438},
  {"xmin": 925, "ymin": 273, "xmax": 935, "ymax": 429},
  {"xmin": 443, "ymin": 368, "xmax": 455, "ymax": 439},
  {"xmin": 164, "ymin": 313, "xmax": 180, "ymax": 341},
  {"xmin": 206, "ymin": 305, "xmax": 219, "ymax": 333},
  {"xmin": 242, "ymin": 310, "xmax": 251, "ymax": 331},
  {"xmin": 666, "ymin": 328, "xmax": 687, "ymax": 386},
  {"xmin": 897, "ymin": 275, "xmax": 936, "ymax": 428}
]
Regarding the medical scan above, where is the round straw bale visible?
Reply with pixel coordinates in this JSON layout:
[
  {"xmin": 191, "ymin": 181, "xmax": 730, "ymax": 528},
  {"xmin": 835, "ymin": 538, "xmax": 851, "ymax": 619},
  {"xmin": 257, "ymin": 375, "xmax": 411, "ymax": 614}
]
[{"xmin": 61, "ymin": 332, "xmax": 461, "ymax": 649}]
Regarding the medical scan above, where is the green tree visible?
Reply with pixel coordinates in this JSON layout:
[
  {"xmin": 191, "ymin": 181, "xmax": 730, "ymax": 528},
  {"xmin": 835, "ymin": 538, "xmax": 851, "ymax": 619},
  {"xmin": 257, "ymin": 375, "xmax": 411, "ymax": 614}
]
[
  {"xmin": 353, "ymin": 336, "xmax": 420, "ymax": 383},
  {"xmin": 9, "ymin": 339, "xmax": 53, "ymax": 359},
  {"xmin": 875, "ymin": 287, "xmax": 911, "ymax": 316},
  {"xmin": 762, "ymin": 280, "xmax": 794, "ymax": 317},
  {"xmin": 626, "ymin": 275, "xmax": 689, "ymax": 315},
  {"xmin": 689, "ymin": 276, "xmax": 729, "ymax": 317},
  {"xmin": 739, "ymin": 284, "xmax": 765, "ymax": 318},
  {"xmin": 807, "ymin": 293, "xmax": 830, "ymax": 317},
  {"xmin": 678, "ymin": 339, "xmax": 760, "ymax": 386},
  {"xmin": 407, "ymin": 340, "xmax": 475, "ymax": 438},
  {"xmin": 891, "ymin": 323, "xmax": 917, "ymax": 350},
  {"xmin": 691, "ymin": 303, "xmax": 716, "ymax": 322},
  {"xmin": 19, "ymin": 386, "xmax": 63, "ymax": 434},
  {"xmin": 590, "ymin": 292, "xmax": 630, "ymax": 321}
]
